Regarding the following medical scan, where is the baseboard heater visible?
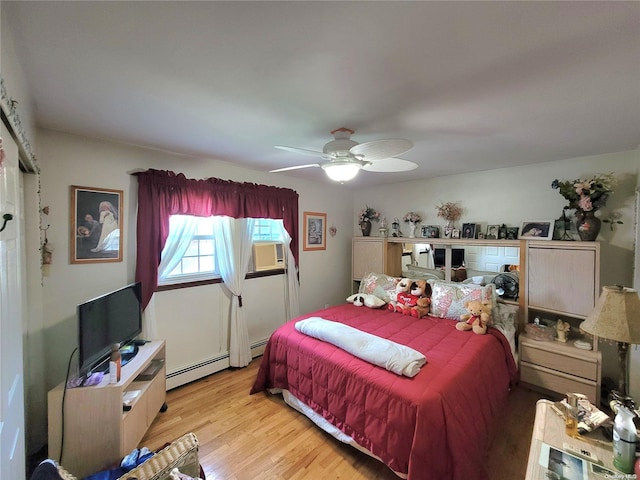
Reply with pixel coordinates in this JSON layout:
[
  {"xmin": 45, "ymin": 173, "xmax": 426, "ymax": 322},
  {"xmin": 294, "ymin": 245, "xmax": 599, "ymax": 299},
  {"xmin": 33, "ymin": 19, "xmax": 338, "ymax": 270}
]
[{"xmin": 165, "ymin": 339, "xmax": 268, "ymax": 390}]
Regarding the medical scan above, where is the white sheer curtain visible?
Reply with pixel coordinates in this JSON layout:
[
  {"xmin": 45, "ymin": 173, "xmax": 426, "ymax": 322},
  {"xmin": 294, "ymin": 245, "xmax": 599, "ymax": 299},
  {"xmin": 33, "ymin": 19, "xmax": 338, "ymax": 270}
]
[
  {"xmin": 213, "ymin": 216, "xmax": 256, "ymax": 367},
  {"xmin": 143, "ymin": 215, "xmax": 200, "ymax": 339},
  {"xmin": 275, "ymin": 221, "xmax": 300, "ymax": 320},
  {"xmin": 158, "ymin": 215, "xmax": 200, "ymax": 281}
]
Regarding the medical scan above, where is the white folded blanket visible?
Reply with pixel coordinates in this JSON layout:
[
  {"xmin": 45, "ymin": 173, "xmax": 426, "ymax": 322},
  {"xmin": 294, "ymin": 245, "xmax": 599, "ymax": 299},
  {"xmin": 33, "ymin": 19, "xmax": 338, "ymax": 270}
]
[{"xmin": 295, "ymin": 317, "xmax": 426, "ymax": 378}]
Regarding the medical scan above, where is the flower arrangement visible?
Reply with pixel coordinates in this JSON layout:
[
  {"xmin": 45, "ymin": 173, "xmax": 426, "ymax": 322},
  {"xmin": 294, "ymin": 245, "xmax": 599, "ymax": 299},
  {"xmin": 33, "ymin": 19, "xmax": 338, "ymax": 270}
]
[
  {"xmin": 435, "ymin": 201, "xmax": 462, "ymax": 222},
  {"xmin": 551, "ymin": 173, "xmax": 617, "ymax": 213},
  {"xmin": 358, "ymin": 205, "xmax": 380, "ymax": 223},
  {"xmin": 403, "ymin": 212, "xmax": 422, "ymax": 224}
]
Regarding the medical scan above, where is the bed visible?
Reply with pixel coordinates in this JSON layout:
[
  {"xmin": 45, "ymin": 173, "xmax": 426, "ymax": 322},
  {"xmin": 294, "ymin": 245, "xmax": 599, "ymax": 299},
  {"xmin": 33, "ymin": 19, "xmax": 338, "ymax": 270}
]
[{"xmin": 250, "ymin": 277, "xmax": 519, "ymax": 480}]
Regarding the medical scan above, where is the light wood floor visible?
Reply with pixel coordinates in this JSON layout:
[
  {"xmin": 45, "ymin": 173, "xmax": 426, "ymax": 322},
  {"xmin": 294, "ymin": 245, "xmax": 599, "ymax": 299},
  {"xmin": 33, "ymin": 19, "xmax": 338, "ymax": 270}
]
[{"xmin": 140, "ymin": 359, "xmax": 551, "ymax": 480}]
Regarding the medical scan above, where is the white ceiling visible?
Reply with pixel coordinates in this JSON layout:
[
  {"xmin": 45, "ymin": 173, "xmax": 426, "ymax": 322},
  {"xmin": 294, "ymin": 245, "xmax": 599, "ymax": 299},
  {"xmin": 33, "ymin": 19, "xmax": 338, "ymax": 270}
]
[{"xmin": 3, "ymin": 1, "xmax": 640, "ymax": 187}]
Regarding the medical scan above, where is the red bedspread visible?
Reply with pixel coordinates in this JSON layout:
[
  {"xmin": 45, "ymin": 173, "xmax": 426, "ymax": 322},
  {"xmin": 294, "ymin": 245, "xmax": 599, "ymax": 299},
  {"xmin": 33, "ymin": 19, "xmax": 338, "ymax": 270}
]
[{"xmin": 251, "ymin": 304, "xmax": 518, "ymax": 480}]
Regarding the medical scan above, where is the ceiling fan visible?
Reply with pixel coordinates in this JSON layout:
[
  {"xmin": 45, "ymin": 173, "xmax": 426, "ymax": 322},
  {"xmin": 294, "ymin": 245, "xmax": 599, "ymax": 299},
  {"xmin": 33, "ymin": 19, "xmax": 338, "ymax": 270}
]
[{"xmin": 271, "ymin": 127, "xmax": 418, "ymax": 182}]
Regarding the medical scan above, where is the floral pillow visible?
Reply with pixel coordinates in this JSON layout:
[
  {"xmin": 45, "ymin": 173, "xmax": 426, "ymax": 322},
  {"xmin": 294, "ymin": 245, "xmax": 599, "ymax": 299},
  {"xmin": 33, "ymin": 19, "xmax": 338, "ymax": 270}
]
[
  {"xmin": 358, "ymin": 272, "xmax": 399, "ymax": 303},
  {"xmin": 430, "ymin": 280, "xmax": 496, "ymax": 321}
]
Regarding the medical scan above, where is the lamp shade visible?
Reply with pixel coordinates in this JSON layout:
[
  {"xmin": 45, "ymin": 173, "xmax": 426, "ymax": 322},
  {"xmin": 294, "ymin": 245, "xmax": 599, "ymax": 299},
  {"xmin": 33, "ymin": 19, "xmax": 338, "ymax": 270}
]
[
  {"xmin": 580, "ymin": 285, "xmax": 640, "ymax": 344},
  {"xmin": 321, "ymin": 162, "xmax": 361, "ymax": 182}
]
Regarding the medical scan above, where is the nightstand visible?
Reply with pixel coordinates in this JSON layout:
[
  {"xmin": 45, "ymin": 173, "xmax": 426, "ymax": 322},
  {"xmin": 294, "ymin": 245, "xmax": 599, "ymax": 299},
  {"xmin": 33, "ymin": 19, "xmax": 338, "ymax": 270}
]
[
  {"xmin": 519, "ymin": 333, "xmax": 601, "ymax": 404},
  {"xmin": 526, "ymin": 399, "xmax": 616, "ymax": 480}
]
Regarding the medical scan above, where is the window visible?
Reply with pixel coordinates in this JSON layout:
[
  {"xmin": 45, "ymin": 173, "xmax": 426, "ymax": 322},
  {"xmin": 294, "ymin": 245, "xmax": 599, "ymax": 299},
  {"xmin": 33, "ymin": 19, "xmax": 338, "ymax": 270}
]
[{"xmin": 158, "ymin": 216, "xmax": 283, "ymax": 286}]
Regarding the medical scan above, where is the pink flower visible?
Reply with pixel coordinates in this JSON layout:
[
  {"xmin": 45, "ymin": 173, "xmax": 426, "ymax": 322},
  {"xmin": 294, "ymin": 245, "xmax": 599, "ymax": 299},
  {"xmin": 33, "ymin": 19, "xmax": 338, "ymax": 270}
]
[
  {"xmin": 578, "ymin": 195, "xmax": 593, "ymax": 212},
  {"xmin": 574, "ymin": 180, "xmax": 592, "ymax": 195}
]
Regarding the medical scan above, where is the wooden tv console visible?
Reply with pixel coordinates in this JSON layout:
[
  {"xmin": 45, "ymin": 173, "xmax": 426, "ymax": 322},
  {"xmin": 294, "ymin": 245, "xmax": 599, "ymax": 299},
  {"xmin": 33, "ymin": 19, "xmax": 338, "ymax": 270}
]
[{"xmin": 48, "ymin": 340, "xmax": 166, "ymax": 478}]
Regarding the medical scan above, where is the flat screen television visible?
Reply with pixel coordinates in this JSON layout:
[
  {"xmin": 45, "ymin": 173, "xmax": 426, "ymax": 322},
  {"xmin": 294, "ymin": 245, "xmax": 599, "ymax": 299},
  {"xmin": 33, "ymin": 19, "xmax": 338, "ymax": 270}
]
[{"xmin": 78, "ymin": 282, "xmax": 143, "ymax": 378}]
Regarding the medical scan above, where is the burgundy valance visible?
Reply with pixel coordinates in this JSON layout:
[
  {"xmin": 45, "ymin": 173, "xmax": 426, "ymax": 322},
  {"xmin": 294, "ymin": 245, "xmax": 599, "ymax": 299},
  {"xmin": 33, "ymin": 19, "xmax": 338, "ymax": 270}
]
[{"xmin": 134, "ymin": 169, "xmax": 299, "ymax": 308}]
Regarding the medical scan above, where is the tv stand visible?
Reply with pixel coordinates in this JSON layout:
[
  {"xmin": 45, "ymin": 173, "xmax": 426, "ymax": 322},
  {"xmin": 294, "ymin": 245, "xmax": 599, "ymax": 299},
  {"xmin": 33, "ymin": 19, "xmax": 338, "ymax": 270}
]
[{"xmin": 48, "ymin": 340, "xmax": 166, "ymax": 478}]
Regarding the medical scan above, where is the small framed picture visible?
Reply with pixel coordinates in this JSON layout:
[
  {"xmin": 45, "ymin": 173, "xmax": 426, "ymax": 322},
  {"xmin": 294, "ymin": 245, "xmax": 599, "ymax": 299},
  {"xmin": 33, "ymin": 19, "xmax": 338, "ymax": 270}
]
[
  {"xmin": 71, "ymin": 186, "xmax": 123, "ymax": 264},
  {"xmin": 505, "ymin": 227, "xmax": 519, "ymax": 240},
  {"xmin": 461, "ymin": 223, "xmax": 476, "ymax": 239},
  {"xmin": 451, "ymin": 228, "xmax": 460, "ymax": 239},
  {"xmin": 520, "ymin": 221, "xmax": 554, "ymax": 240},
  {"xmin": 303, "ymin": 211, "xmax": 326, "ymax": 251},
  {"xmin": 498, "ymin": 225, "xmax": 508, "ymax": 239},
  {"xmin": 422, "ymin": 225, "xmax": 440, "ymax": 238},
  {"xmin": 477, "ymin": 232, "xmax": 485, "ymax": 239},
  {"xmin": 486, "ymin": 224, "xmax": 500, "ymax": 239}
]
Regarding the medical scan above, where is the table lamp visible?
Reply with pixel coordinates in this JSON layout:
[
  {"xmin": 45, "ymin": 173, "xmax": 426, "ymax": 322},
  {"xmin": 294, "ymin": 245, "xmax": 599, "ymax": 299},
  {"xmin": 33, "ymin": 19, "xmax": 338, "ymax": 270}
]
[{"xmin": 580, "ymin": 285, "xmax": 640, "ymax": 397}]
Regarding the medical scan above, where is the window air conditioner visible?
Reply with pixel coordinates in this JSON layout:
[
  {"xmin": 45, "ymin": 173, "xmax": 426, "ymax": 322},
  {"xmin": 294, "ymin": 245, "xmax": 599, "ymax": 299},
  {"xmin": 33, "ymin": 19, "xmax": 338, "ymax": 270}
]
[{"xmin": 253, "ymin": 242, "xmax": 285, "ymax": 271}]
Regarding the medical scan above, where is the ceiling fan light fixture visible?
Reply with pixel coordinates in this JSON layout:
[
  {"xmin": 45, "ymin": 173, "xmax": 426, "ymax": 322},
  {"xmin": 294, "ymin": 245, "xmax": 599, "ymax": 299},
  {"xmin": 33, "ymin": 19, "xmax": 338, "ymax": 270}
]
[{"xmin": 321, "ymin": 162, "xmax": 362, "ymax": 182}]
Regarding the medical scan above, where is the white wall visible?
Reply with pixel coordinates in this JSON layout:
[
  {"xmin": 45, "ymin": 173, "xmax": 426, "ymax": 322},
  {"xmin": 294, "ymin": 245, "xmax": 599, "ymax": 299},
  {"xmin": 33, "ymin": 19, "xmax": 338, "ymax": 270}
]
[
  {"xmin": 353, "ymin": 149, "xmax": 640, "ymax": 390},
  {"xmin": 32, "ymin": 128, "xmax": 353, "ymax": 441}
]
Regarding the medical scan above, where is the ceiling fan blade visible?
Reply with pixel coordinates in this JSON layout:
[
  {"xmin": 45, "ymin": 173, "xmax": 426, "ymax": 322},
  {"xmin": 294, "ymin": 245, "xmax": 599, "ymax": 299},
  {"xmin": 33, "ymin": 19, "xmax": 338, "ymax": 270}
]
[
  {"xmin": 269, "ymin": 163, "xmax": 320, "ymax": 173},
  {"xmin": 275, "ymin": 145, "xmax": 324, "ymax": 157},
  {"xmin": 350, "ymin": 138, "xmax": 413, "ymax": 162},
  {"xmin": 362, "ymin": 158, "xmax": 418, "ymax": 173}
]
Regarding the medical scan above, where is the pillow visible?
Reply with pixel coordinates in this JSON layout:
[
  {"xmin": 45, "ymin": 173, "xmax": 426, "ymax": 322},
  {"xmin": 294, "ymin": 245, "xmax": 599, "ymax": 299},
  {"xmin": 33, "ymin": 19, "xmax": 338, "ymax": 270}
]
[
  {"xmin": 430, "ymin": 280, "xmax": 496, "ymax": 321},
  {"xmin": 358, "ymin": 272, "xmax": 399, "ymax": 303},
  {"xmin": 462, "ymin": 268, "xmax": 498, "ymax": 286},
  {"xmin": 346, "ymin": 293, "xmax": 386, "ymax": 308},
  {"xmin": 403, "ymin": 264, "xmax": 445, "ymax": 280}
]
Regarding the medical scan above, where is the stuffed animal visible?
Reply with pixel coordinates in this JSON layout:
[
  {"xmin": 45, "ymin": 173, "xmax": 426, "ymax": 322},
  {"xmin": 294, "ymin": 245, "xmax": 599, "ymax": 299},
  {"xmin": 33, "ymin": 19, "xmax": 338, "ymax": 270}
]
[
  {"xmin": 456, "ymin": 299, "xmax": 492, "ymax": 334},
  {"xmin": 387, "ymin": 278, "xmax": 412, "ymax": 312},
  {"xmin": 346, "ymin": 293, "xmax": 386, "ymax": 309},
  {"xmin": 410, "ymin": 280, "xmax": 432, "ymax": 318}
]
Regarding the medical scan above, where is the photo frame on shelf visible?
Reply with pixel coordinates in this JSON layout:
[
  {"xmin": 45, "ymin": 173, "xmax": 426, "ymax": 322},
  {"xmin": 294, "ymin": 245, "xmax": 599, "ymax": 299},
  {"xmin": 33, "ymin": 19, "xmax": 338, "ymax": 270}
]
[
  {"xmin": 422, "ymin": 225, "xmax": 440, "ymax": 238},
  {"xmin": 451, "ymin": 228, "xmax": 460, "ymax": 239},
  {"xmin": 70, "ymin": 186, "xmax": 123, "ymax": 264},
  {"xmin": 520, "ymin": 220, "xmax": 554, "ymax": 240},
  {"xmin": 461, "ymin": 223, "xmax": 476, "ymax": 239},
  {"xmin": 486, "ymin": 224, "xmax": 500, "ymax": 239},
  {"xmin": 505, "ymin": 227, "xmax": 519, "ymax": 240},
  {"xmin": 303, "ymin": 211, "xmax": 327, "ymax": 251}
]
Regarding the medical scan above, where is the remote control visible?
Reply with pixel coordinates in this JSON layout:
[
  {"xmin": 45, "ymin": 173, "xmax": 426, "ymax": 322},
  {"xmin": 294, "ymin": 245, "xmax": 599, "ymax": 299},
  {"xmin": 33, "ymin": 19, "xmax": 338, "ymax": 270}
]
[{"xmin": 562, "ymin": 443, "xmax": 598, "ymax": 463}]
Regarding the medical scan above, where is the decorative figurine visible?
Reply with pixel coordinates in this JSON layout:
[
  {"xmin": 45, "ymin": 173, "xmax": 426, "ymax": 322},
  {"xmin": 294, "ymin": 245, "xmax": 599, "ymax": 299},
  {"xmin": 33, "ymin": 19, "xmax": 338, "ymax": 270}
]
[
  {"xmin": 391, "ymin": 217, "xmax": 401, "ymax": 237},
  {"xmin": 555, "ymin": 319, "xmax": 570, "ymax": 342}
]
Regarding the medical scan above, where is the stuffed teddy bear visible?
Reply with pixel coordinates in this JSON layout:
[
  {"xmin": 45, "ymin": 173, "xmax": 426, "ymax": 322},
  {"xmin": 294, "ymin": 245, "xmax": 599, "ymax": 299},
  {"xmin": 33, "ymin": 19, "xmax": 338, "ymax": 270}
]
[
  {"xmin": 410, "ymin": 280, "xmax": 432, "ymax": 318},
  {"xmin": 456, "ymin": 299, "xmax": 492, "ymax": 334},
  {"xmin": 387, "ymin": 278, "xmax": 412, "ymax": 312}
]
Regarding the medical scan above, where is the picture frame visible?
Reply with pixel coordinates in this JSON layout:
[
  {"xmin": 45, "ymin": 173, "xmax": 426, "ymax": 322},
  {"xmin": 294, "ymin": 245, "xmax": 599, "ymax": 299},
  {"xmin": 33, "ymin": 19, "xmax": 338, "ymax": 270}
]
[
  {"xmin": 520, "ymin": 220, "xmax": 554, "ymax": 240},
  {"xmin": 451, "ymin": 228, "xmax": 460, "ymax": 239},
  {"xmin": 303, "ymin": 211, "xmax": 326, "ymax": 251},
  {"xmin": 71, "ymin": 186, "xmax": 123, "ymax": 263},
  {"xmin": 422, "ymin": 225, "xmax": 440, "ymax": 238},
  {"xmin": 505, "ymin": 227, "xmax": 519, "ymax": 240},
  {"xmin": 486, "ymin": 224, "xmax": 500, "ymax": 240},
  {"xmin": 461, "ymin": 223, "xmax": 476, "ymax": 239}
]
